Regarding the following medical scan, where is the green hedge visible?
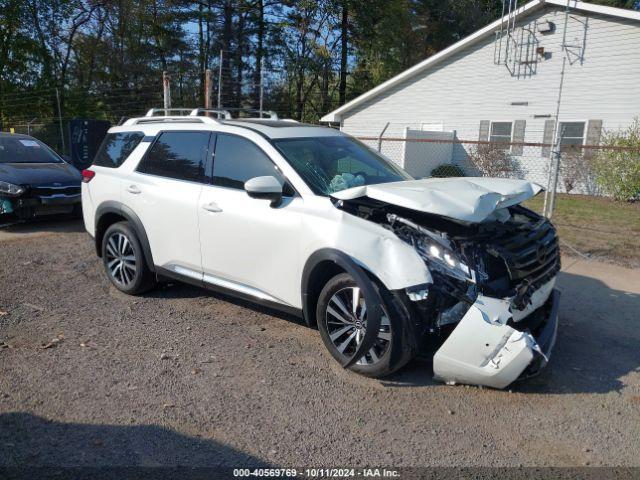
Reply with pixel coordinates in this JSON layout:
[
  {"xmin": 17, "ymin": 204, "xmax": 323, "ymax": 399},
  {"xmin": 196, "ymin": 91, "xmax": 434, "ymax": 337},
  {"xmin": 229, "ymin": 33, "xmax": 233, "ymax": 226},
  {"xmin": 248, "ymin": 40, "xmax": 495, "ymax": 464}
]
[{"xmin": 430, "ymin": 164, "xmax": 465, "ymax": 178}]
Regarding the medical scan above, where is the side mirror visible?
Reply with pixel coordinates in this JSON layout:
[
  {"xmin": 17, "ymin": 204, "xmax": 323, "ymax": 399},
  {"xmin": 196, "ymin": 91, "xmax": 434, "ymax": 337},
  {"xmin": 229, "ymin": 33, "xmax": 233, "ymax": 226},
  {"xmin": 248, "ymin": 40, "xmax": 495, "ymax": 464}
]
[{"xmin": 244, "ymin": 175, "xmax": 283, "ymax": 207}]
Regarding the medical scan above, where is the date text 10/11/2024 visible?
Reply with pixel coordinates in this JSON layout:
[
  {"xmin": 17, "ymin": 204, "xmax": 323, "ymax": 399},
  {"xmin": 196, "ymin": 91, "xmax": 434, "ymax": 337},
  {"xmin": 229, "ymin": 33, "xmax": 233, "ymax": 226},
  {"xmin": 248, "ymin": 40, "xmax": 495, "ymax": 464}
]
[{"xmin": 233, "ymin": 468, "xmax": 401, "ymax": 478}]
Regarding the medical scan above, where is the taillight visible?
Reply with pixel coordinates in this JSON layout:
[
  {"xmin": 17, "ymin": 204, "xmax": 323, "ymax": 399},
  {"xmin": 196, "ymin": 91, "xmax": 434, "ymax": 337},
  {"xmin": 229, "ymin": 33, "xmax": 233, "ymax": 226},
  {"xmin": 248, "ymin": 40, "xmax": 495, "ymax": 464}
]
[{"xmin": 81, "ymin": 169, "xmax": 96, "ymax": 183}]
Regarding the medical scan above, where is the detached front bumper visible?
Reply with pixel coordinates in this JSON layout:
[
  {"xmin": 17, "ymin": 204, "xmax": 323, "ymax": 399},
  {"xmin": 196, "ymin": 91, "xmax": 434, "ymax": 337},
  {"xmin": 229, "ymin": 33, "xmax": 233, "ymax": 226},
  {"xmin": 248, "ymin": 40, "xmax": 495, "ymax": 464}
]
[{"xmin": 433, "ymin": 284, "xmax": 560, "ymax": 389}]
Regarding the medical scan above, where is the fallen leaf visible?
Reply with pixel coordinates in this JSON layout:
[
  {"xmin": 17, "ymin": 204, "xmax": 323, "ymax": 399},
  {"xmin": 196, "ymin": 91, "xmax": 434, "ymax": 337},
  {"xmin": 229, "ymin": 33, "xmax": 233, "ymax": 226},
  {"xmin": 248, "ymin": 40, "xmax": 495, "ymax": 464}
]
[{"xmin": 42, "ymin": 334, "xmax": 64, "ymax": 349}]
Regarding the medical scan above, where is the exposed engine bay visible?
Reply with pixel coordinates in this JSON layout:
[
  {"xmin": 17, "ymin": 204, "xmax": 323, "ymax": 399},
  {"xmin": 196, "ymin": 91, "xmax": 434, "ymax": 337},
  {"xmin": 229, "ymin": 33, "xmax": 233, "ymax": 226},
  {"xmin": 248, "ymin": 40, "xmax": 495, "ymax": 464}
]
[{"xmin": 334, "ymin": 194, "xmax": 561, "ymax": 389}]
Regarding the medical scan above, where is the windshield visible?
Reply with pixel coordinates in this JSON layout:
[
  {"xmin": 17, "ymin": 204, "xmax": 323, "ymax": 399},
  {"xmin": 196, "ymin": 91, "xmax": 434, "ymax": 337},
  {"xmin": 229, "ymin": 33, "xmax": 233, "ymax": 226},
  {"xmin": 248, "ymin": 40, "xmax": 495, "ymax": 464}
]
[
  {"xmin": 0, "ymin": 137, "xmax": 62, "ymax": 164},
  {"xmin": 273, "ymin": 136, "xmax": 412, "ymax": 196}
]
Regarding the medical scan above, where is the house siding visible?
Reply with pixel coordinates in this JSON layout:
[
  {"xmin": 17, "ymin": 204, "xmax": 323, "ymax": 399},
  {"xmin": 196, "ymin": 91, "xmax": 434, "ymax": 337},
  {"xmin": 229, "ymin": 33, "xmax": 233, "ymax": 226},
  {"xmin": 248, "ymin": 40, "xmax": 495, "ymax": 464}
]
[{"xmin": 340, "ymin": 6, "xmax": 640, "ymax": 149}]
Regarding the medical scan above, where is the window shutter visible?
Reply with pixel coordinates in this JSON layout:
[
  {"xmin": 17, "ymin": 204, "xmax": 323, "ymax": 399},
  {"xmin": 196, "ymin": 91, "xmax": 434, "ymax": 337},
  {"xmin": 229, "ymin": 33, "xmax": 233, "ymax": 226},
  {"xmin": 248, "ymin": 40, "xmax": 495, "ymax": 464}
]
[
  {"xmin": 512, "ymin": 120, "xmax": 526, "ymax": 155},
  {"xmin": 542, "ymin": 119, "xmax": 555, "ymax": 158},
  {"xmin": 479, "ymin": 120, "xmax": 490, "ymax": 142},
  {"xmin": 584, "ymin": 120, "xmax": 603, "ymax": 159}
]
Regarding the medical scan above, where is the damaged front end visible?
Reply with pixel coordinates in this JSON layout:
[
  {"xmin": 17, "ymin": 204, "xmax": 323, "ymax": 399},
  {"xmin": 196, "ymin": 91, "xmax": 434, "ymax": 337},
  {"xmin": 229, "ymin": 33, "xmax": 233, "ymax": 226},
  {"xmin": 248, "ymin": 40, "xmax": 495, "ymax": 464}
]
[
  {"xmin": 335, "ymin": 195, "xmax": 561, "ymax": 389},
  {"xmin": 0, "ymin": 183, "xmax": 81, "ymax": 221}
]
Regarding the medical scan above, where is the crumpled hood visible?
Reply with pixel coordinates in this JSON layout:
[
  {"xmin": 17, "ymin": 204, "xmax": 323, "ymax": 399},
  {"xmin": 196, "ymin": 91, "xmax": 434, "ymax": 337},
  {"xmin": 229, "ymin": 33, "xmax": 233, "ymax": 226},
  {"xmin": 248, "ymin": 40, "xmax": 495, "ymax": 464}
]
[
  {"xmin": 0, "ymin": 162, "xmax": 81, "ymax": 187},
  {"xmin": 331, "ymin": 177, "xmax": 543, "ymax": 223}
]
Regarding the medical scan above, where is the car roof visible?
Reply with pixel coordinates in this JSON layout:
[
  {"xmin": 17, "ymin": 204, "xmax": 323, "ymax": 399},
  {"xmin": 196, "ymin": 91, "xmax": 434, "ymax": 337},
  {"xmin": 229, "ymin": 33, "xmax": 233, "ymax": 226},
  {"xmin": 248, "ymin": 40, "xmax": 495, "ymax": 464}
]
[
  {"xmin": 118, "ymin": 115, "xmax": 344, "ymax": 140},
  {"xmin": 219, "ymin": 119, "xmax": 343, "ymax": 139}
]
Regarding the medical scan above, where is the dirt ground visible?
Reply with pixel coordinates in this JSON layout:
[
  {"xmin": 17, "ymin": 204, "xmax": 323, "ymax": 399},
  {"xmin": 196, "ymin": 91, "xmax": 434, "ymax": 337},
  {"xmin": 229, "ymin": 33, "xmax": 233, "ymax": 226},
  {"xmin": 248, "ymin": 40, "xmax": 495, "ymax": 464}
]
[{"xmin": 0, "ymin": 219, "xmax": 639, "ymax": 468}]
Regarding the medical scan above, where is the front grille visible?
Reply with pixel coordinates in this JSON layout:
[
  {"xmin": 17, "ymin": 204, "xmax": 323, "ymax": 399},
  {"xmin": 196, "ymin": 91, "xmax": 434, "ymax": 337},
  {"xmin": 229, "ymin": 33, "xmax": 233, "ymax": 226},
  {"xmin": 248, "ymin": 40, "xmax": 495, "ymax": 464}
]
[
  {"xmin": 467, "ymin": 209, "xmax": 561, "ymax": 304},
  {"xmin": 31, "ymin": 185, "xmax": 81, "ymax": 197},
  {"xmin": 490, "ymin": 217, "xmax": 560, "ymax": 288}
]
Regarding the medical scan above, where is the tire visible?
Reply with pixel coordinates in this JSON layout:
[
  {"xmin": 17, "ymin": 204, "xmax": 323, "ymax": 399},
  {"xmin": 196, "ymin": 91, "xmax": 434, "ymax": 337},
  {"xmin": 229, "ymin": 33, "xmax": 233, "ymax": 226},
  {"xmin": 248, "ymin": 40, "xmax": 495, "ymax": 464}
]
[
  {"xmin": 316, "ymin": 272, "xmax": 415, "ymax": 378},
  {"xmin": 101, "ymin": 221, "xmax": 156, "ymax": 295}
]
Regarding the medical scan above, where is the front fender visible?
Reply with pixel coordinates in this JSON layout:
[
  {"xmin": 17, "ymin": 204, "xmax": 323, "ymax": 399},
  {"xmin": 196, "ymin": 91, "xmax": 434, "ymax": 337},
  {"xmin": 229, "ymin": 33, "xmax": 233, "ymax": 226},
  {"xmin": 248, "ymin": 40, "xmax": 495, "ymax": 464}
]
[
  {"xmin": 302, "ymin": 208, "xmax": 432, "ymax": 292},
  {"xmin": 301, "ymin": 248, "xmax": 385, "ymax": 368}
]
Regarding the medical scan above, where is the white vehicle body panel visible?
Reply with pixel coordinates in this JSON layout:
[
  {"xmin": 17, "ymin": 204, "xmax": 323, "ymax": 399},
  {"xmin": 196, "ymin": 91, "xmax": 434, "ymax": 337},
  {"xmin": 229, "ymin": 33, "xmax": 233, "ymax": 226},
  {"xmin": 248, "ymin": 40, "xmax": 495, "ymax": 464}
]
[
  {"xmin": 124, "ymin": 171, "xmax": 203, "ymax": 272},
  {"xmin": 299, "ymin": 196, "xmax": 433, "ymax": 292},
  {"xmin": 82, "ymin": 116, "xmax": 560, "ymax": 389},
  {"xmin": 198, "ymin": 186, "xmax": 304, "ymax": 307},
  {"xmin": 332, "ymin": 177, "xmax": 543, "ymax": 223}
]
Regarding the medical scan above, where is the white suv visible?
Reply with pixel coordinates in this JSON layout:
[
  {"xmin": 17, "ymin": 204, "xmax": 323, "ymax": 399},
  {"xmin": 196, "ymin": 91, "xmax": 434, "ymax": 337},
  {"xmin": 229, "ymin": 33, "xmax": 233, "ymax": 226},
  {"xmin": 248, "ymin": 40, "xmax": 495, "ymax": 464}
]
[{"xmin": 82, "ymin": 109, "xmax": 560, "ymax": 389}]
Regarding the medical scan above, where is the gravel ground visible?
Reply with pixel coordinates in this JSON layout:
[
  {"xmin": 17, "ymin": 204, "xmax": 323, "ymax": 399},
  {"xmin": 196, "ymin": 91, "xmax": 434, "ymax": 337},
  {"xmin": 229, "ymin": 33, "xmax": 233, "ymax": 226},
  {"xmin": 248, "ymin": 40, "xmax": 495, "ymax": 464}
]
[{"xmin": 0, "ymin": 219, "xmax": 639, "ymax": 467}]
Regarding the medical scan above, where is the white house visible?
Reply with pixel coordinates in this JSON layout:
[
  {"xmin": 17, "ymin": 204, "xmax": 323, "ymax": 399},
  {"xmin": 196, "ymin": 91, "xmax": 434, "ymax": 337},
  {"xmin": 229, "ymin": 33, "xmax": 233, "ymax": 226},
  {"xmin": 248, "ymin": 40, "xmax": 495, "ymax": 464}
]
[{"xmin": 321, "ymin": 0, "xmax": 640, "ymax": 187}]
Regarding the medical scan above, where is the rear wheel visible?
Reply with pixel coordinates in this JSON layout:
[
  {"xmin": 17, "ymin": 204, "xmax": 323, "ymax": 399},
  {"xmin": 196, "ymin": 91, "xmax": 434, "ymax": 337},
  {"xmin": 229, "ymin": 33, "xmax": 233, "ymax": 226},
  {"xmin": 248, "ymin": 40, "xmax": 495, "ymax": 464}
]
[
  {"xmin": 316, "ymin": 273, "xmax": 414, "ymax": 378},
  {"xmin": 102, "ymin": 221, "xmax": 155, "ymax": 295}
]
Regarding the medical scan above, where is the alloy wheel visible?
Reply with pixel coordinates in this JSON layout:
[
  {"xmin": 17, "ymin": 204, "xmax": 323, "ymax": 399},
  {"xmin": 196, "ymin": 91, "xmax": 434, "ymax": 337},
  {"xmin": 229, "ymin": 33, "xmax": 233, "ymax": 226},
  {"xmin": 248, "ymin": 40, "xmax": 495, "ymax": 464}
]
[
  {"xmin": 325, "ymin": 286, "xmax": 391, "ymax": 365},
  {"xmin": 105, "ymin": 232, "xmax": 137, "ymax": 287}
]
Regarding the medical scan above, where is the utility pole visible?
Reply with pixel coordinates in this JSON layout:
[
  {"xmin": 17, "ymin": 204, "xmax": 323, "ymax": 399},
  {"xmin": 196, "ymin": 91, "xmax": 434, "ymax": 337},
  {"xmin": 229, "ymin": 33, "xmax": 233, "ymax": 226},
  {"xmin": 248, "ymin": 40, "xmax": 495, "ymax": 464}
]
[
  {"xmin": 204, "ymin": 69, "xmax": 212, "ymax": 108},
  {"xmin": 543, "ymin": 0, "xmax": 570, "ymax": 218},
  {"xmin": 163, "ymin": 71, "xmax": 171, "ymax": 110},
  {"xmin": 55, "ymin": 88, "xmax": 65, "ymax": 153},
  {"xmin": 259, "ymin": 63, "xmax": 264, "ymax": 116},
  {"xmin": 217, "ymin": 50, "xmax": 223, "ymax": 108}
]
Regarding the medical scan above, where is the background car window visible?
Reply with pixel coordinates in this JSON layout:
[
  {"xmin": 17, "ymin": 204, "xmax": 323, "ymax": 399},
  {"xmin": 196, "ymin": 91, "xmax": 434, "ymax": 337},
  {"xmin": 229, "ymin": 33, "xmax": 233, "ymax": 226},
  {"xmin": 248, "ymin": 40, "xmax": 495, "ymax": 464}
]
[
  {"xmin": 137, "ymin": 131, "xmax": 210, "ymax": 182},
  {"xmin": 93, "ymin": 132, "xmax": 144, "ymax": 168},
  {"xmin": 0, "ymin": 136, "xmax": 62, "ymax": 164},
  {"xmin": 213, "ymin": 134, "xmax": 284, "ymax": 189}
]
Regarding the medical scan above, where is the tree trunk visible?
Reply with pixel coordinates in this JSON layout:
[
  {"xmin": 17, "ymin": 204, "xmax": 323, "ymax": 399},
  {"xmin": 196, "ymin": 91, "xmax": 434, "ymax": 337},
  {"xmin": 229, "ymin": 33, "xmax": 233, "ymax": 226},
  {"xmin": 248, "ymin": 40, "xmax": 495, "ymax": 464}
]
[
  {"xmin": 321, "ymin": 57, "xmax": 330, "ymax": 114},
  {"xmin": 221, "ymin": 0, "xmax": 233, "ymax": 107},
  {"xmin": 339, "ymin": 0, "xmax": 348, "ymax": 106},
  {"xmin": 235, "ymin": 5, "xmax": 245, "ymax": 107},
  {"xmin": 252, "ymin": 0, "xmax": 264, "ymax": 109},
  {"xmin": 198, "ymin": 2, "xmax": 205, "ymax": 105}
]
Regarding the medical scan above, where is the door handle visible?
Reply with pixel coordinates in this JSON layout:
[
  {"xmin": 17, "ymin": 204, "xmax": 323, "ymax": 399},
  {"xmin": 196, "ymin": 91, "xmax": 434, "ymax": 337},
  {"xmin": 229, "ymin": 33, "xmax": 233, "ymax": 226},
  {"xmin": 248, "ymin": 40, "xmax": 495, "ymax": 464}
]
[
  {"xmin": 202, "ymin": 201, "xmax": 223, "ymax": 213},
  {"xmin": 126, "ymin": 185, "xmax": 141, "ymax": 194}
]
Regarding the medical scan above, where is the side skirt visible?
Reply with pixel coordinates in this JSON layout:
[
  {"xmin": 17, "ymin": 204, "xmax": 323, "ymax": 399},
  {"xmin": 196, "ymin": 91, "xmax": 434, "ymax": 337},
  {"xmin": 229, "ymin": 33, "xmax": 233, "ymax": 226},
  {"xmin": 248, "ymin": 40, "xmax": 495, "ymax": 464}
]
[{"xmin": 155, "ymin": 267, "xmax": 304, "ymax": 320}]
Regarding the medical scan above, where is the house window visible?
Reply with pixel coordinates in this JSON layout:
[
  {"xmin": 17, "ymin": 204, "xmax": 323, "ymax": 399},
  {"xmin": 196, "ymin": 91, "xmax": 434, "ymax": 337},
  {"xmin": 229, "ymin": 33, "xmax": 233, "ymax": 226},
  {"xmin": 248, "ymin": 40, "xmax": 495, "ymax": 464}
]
[
  {"xmin": 489, "ymin": 122, "xmax": 512, "ymax": 144},
  {"xmin": 558, "ymin": 122, "xmax": 585, "ymax": 151}
]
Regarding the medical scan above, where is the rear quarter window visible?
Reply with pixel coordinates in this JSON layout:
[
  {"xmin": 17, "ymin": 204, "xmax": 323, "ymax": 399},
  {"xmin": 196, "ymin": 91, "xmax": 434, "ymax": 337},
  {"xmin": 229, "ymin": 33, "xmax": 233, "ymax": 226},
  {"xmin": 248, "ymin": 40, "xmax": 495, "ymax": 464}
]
[{"xmin": 93, "ymin": 132, "xmax": 145, "ymax": 168}]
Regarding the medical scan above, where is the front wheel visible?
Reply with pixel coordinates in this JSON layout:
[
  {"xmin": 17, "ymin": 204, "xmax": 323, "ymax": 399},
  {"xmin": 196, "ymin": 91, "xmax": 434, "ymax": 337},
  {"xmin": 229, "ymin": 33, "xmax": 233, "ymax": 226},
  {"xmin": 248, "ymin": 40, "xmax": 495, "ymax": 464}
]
[
  {"xmin": 102, "ymin": 221, "xmax": 156, "ymax": 295},
  {"xmin": 316, "ymin": 273, "xmax": 414, "ymax": 378}
]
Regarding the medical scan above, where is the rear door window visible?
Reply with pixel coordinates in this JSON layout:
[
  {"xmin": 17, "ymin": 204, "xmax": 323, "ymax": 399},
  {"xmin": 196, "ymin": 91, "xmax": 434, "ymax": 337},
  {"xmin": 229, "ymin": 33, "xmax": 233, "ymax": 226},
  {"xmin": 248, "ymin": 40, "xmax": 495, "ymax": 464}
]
[
  {"xmin": 136, "ymin": 131, "xmax": 211, "ymax": 183},
  {"xmin": 93, "ymin": 132, "xmax": 144, "ymax": 168},
  {"xmin": 212, "ymin": 134, "xmax": 284, "ymax": 189}
]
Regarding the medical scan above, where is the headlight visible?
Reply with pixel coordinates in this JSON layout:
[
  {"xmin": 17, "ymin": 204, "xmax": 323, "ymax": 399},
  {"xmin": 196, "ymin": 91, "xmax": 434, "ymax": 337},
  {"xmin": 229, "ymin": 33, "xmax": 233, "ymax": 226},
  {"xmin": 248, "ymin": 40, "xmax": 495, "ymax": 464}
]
[
  {"xmin": 0, "ymin": 181, "xmax": 25, "ymax": 196},
  {"xmin": 418, "ymin": 241, "xmax": 474, "ymax": 283},
  {"xmin": 387, "ymin": 213, "xmax": 475, "ymax": 283}
]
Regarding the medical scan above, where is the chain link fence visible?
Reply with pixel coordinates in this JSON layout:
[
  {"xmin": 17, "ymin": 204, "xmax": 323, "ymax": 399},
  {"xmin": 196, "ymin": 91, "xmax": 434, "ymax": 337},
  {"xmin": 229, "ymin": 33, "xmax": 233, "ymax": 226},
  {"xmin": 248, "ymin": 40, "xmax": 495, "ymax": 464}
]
[{"xmin": 353, "ymin": 123, "xmax": 640, "ymax": 265}]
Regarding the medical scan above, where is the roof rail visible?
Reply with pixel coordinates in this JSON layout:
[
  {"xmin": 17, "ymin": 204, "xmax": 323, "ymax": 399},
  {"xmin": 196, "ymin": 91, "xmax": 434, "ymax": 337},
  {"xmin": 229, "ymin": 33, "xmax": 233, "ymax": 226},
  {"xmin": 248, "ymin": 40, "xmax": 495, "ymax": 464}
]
[
  {"xmin": 124, "ymin": 116, "xmax": 221, "ymax": 126},
  {"xmin": 145, "ymin": 108, "xmax": 194, "ymax": 117},
  {"xmin": 189, "ymin": 108, "xmax": 232, "ymax": 119},
  {"xmin": 220, "ymin": 108, "xmax": 279, "ymax": 120}
]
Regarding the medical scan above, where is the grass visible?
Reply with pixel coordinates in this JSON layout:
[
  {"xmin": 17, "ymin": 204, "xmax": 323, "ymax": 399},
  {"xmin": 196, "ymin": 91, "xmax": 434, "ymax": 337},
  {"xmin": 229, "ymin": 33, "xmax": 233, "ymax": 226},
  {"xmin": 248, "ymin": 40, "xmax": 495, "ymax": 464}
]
[{"xmin": 524, "ymin": 194, "xmax": 640, "ymax": 266}]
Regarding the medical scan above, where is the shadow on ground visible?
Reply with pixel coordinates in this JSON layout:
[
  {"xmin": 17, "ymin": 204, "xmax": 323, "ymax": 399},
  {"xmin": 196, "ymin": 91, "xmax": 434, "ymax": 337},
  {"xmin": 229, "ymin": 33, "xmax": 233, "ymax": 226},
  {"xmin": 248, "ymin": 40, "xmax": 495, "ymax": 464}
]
[
  {"xmin": 517, "ymin": 270, "xmax": 640, "ymax": 395},
  {"xmin": 157, "ymin": 266, "xmax": 639, "ymax": 396},
  {"xmin": 143, "ymin": 281, "xmax": 306, "ymax": 326},
  {"xmin": 0, "ymin": 412, "xmax": 269, "ymax": 470},
  {"xmin": 0, "ymin": 217, "xmax": 84, "ymax": 237}
]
